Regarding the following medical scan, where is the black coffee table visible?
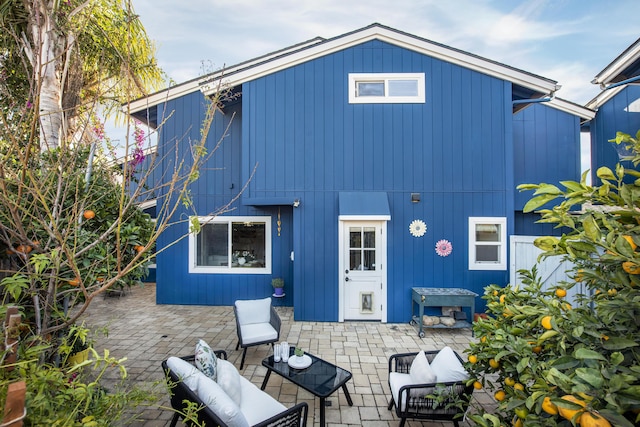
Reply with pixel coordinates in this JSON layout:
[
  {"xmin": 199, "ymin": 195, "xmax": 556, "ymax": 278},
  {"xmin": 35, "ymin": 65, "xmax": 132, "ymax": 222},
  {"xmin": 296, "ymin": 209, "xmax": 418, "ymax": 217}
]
[{"xmin": 261, "ymin": 348, "xmax": 353, "ymax": 427}]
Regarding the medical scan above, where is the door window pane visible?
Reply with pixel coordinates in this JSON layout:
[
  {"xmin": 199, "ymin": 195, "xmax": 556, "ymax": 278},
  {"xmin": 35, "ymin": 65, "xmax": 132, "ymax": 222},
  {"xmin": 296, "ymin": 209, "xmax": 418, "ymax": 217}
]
[
  {"xmin": 363, "ymin": 227, "xmax": 376, "ymax": 248},
  {"xmin": 348, "ymin": 226, "xmax": 376, "ymax": 270}
]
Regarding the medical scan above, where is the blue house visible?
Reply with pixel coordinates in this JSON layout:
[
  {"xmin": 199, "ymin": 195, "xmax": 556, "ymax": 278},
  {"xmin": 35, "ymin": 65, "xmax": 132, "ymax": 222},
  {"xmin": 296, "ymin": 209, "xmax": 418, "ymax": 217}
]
[
  {"xmin": 129, "ymin": 24, "xmax": 593, "ymax": 323},
  {"xmin": 587, "ymin": 37, "xmax": 640, "ymax": 177}
]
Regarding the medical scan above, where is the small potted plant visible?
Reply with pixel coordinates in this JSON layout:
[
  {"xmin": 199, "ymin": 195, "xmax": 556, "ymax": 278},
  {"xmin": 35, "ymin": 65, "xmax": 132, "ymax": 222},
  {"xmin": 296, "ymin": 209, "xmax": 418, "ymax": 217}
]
[
  {"xmin": 271, "ymin": 277, "xmax": 284, "ymax": 297},
  {"xmin": 62, "ymin": 324, "xmax": 93, "ymax": 365}
]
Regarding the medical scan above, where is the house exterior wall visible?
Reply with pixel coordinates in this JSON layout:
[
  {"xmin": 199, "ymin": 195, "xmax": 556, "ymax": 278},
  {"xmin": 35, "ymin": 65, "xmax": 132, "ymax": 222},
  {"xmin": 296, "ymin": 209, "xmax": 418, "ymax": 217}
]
[
  {"xmin": 241, "ymin": 40, "xmax": 512, "ymax": 321},
  {"xmin": 590, "ymin": 85, "xmax": 640, "ymax": 179},
  {"xmin": 512, "ymin": 103, "xmax": 581, "ymax": 236},
  {"xmin": 149, "ymin": 39, "xmax": 583, "ymax": 323}
]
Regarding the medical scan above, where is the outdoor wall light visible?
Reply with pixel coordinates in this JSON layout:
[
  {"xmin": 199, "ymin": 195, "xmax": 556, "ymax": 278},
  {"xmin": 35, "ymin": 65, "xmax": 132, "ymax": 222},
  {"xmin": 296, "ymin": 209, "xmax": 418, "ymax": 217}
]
[
  {"xmin": 293, "ymin": 199, "xmax": 301, "ymax": 208},
  {"xmin": 411, "ymin": 193, "xmax": 421, "ymax": 203}
]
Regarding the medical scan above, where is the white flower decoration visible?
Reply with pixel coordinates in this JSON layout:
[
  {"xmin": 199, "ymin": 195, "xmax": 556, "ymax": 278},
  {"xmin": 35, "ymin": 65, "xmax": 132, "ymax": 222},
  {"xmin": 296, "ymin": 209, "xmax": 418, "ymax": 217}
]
[{"xmin": 409, "ymin": 219, "xmax": 427, "ymax": 237}]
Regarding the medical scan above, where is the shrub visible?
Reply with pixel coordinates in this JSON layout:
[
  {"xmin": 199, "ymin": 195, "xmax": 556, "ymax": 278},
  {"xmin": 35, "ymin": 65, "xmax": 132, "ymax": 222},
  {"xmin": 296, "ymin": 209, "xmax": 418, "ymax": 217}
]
[{"xmin": 465, "ymin": 131, "xmax": 640, "ymax": 427}]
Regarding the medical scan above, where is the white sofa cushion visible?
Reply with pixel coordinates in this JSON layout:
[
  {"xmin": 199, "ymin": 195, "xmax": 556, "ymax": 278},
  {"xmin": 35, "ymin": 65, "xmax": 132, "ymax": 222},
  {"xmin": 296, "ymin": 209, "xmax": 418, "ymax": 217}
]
[
  {"xmin": 239, "ymin": 322, "xmax": 278, "ymax": 345},
  {"xmin": 235, "ymin": 297, "xmax": 271, "ymax": 325},
  {"xmin": 197, "ymin": 374, "xmax": 250, "ymax": 427},
  {"xmin": 429, "ymin": 346, "xmax": 469, "ymax": 383},
  {"xmin": 166, "ymin": 356, "xmax": 203, "ymax": 392},
  {"xmin": 195, "ymin": 339, "xmax": 218, "ymax": 380},
  {"xmin": 238, "ymin": 375, "xmax": 286, "ymax": 425},
  {"xmin": 389, "ymin": 371, "xmax": 413, "ymax": 411},
  {"xmin": 216, "ymin": 359, "xmax": 242, "ymax": 406},
  {"xmin": 409, "ymin": 350, "xmax": 437, "ymax": 384}
]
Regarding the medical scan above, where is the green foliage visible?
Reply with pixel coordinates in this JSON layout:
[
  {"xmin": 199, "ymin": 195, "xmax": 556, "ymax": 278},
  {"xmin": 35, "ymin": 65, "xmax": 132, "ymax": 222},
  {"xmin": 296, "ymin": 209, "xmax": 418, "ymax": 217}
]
[
  {"xmin": 467, "ymin": 131, "xmax": 640, "ymax": 427},
  {"xmin": 0, "ymin": 325, "xmax": 159, "ymax": 425}
]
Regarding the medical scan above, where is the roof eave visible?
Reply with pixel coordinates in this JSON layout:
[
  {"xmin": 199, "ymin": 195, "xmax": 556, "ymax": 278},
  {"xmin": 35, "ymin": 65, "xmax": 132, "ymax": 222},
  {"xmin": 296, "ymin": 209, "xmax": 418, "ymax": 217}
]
[
  {"xmin": 200, "ymin": 25, "xmax": 559, "ymax": 97},
  {"xmin": 592, "ymin": 37, "xmax": 640, "ymax": 86}
]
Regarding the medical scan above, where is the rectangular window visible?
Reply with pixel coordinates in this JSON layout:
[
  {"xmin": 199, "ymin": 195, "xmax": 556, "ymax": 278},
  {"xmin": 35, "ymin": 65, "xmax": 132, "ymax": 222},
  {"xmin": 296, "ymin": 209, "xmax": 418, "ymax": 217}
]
[
  {"xmin": 189, "ymin": 216, "xmax": 271, "ymax": 274},
  {"xmin": 348, "ymin": 73, "xmax": 425, "ymax": 104},
  {"xmin": 468, "ymin": 217, "xmax": 507, "ymax": 270}
]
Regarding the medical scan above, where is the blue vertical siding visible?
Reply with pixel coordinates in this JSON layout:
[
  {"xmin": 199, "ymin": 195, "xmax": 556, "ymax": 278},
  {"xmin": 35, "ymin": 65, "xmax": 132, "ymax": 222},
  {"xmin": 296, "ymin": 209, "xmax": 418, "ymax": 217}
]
[
  {"xmin": 512, "ymin": 103, "xmax": 581, "ymax": 230},
  {"xmin": 154, "ymin": 92, "xmax": 296, "ymax": 306},
  {"xmin": 242, "ymin": 40, "xmax": 510, "ymax": 321},
  {"xmin": 590, "ymin": 85, "xmax": 640, "ymax": 179},
  {"xmin": 151, "ymin": 39, "xmax": 581, "ymax": 323}
]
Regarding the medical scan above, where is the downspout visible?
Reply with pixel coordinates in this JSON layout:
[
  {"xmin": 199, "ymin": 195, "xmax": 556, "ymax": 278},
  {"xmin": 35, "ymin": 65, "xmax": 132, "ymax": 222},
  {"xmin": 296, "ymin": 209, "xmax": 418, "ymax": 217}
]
[
  {"xmin": 597, "ymin": 74, "xmax": 640, "ymax": 91},
  {"xmin": 512, "ymin": 95, "xmax": 553, "ymax": 105}
]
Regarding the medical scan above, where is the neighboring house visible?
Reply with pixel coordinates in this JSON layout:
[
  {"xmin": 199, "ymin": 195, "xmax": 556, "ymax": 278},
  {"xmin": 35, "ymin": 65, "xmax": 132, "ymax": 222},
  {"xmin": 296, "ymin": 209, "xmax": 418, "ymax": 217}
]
[
  {"xmin": 128, "ymin": 23, "xmax": 593, "ymax": 322},
  {"xmin": 587, "ymin": 37, "xmax": 640, "ymax": 179}
]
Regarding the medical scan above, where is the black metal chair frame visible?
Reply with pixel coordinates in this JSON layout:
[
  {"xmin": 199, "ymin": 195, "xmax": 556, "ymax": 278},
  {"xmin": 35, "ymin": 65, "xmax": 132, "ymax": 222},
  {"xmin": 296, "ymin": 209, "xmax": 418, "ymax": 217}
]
[
  {"xmin": 234, "ymin": 303, "xmax": 281, "ymax": 369},
  {"xmin": 387, "ymin": 350, "xmax": 474, "ymax": 427},
  {"xmin": 162, "ymin": 353, "xmax": 308, "ymax": 427}
]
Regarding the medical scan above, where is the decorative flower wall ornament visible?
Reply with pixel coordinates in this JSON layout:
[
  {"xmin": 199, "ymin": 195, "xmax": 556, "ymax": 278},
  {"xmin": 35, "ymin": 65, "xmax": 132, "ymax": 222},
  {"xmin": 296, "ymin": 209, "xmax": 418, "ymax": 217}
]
[
  {"xmin": 409, "ymin": 219, "xmax": 427, "ymax": 237},
  {"xmin": 435, "ymin": 239, "xmax": 453, "ymax": 257}
]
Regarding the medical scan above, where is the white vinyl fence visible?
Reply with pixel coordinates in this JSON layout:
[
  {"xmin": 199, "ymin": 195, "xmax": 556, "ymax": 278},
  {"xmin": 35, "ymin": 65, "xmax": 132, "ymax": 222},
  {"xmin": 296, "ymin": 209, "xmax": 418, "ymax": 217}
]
[{"xmin": 510, "ymin": 235, "xmax": 585, "ymax": 304}]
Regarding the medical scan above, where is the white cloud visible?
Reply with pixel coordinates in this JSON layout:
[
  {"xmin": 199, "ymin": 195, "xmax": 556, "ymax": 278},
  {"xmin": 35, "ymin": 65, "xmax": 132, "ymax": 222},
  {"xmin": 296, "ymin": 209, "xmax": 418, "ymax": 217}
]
[{"xmin": 131, "ymin": 0, "xmax": 640, "ymax": 106}]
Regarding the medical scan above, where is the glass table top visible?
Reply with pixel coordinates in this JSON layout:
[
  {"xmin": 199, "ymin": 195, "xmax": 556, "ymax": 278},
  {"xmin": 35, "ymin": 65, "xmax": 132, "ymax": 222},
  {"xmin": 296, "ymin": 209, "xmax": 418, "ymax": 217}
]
[{"xmin": 262, "ymin": 348, "xmax": 352, "ymax": 398}]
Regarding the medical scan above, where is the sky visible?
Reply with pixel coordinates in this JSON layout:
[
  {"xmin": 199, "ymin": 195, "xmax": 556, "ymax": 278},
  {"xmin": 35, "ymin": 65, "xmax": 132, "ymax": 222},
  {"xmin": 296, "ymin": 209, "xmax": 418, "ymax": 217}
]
[{"xmin": 132, "ymin": 0, "xmax": 640, "ymax": 106}]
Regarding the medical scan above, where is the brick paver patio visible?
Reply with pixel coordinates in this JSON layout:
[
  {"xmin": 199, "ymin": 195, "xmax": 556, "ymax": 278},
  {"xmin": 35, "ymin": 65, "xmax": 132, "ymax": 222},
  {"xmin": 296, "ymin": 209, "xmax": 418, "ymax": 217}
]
[{"xmin": 81, "ymin": 283, "xmax": 494, "ymax": 426}]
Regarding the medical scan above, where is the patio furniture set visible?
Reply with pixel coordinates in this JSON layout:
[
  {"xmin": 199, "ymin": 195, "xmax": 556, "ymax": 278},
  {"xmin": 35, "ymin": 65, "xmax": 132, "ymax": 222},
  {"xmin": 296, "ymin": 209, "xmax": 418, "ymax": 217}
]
[{"xmin": 161, "ymin": 297, "xmax": 474, "ymax": 427}]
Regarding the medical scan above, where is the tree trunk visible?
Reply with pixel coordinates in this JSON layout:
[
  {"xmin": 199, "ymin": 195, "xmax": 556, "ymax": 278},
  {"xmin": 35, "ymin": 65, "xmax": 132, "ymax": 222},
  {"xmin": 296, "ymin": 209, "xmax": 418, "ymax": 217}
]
[{"xmin": 30, "ymin": 0, "xmax": 65, "ymax": 151}]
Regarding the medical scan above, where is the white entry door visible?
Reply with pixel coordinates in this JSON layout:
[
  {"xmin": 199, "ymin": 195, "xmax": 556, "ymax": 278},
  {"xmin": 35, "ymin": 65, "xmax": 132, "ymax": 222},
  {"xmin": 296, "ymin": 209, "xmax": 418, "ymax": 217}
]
[{"xmin": 340, "ymin": 221, "xmax": 387, "ymax": 321}]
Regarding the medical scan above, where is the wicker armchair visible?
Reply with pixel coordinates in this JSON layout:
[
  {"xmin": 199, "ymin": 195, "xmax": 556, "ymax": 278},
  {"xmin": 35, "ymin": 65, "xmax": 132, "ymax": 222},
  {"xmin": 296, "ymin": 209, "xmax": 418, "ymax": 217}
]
[
  {"xmin": 162, "ymin": 353, "xmax": 308, "ymax": 427},
  {"xmin": 388, "ymin": 350, "xmax": 474, "ymax": 427}
]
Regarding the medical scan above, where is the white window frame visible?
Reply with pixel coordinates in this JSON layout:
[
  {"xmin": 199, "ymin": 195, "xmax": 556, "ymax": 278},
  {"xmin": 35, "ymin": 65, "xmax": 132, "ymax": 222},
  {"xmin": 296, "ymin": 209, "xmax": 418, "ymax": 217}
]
[
  {"xmin": 468, "ymin": 217, "xmax": 507, "ymax": 270},
  {"xmin": 188, "ymin": 215, "xmax": 272, "ymax": 274},
  {"xmin": 348, "ymin": 73, "xmax": 426, "ymax": 104}
]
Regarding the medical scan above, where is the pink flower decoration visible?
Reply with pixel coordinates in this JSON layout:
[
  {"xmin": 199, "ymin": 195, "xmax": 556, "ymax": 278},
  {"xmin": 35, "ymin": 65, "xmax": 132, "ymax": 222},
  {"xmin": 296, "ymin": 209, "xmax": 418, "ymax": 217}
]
[{"xmin": 435, "ymin": 239, "xmax": 452, "ymax": 257}]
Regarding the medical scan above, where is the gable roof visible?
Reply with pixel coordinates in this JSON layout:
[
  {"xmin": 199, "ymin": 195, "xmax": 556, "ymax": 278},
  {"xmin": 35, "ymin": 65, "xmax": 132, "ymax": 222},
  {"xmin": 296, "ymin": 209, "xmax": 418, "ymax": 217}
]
[
  {"xmin": 128, "ymin": 23, "xmax": 561, "ymax": 116},
  {"xmin": 587, "ymin": 37, "xmax": 640, "ymax": 110}
]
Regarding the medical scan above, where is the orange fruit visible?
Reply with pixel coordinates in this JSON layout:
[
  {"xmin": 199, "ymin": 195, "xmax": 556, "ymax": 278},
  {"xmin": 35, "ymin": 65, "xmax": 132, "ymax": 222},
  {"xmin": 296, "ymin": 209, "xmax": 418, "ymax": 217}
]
[
  {"xmin": 134, "ymin": 245, "xmax": 145, "ymax": 253},
  {"xmin": 83, "ymin": 210, "xmax": 96, "ymax": 220},
  {"xmin": 532, "ymin": 345, "xmax": 542, "ymax": 354},
  {"xmin": 622, "ymin": 261, "xmax": 640, "ymax": 274},
  {"xmin": 514, "ymin": 383, "xmax": 525, "ymax": 391},
  {"xmin": 555, "ymin": 288, "xmax": 567, "ymax": 298},
  {"xmin": 16, "ymin": 244, "xmax": 32, "ymax": 254},
  {"xmin": 500, "ymin": 294, "xmax": 506, "ymax": 304},
  {"xmin": 542, "ymin": 396, "xmax": 558, "ymax": 415},
  {"xmin": 489, "ymin": 358, "xmax": 500, "ymax": 369},
  {"xmin": 494, "ymin": 390, "xmax": 506, "ymax": 401},
  {"xmin": 558, "ymin": 395, "xmax": 587, "ymax": 421},
  {"xmin": 575, "ymin": 269, "xmax": 584, "ymax": 282},
  {"xmin": 541, "ymin": 315, "xmax": 553, "ymax": 330},
  {"xmin": 504, "ymin": 377, "xmax": 516, "ymax": 387},
  {"xmin": 68, "ymin": 278, "xmax": 81, "ymax": 287},
  {"xmin": 608, "ymin": 288, "xmax": 617, "ymax": 296},
  {"xmin": 468, "ymin": 355, "xmax": 478, "ymax": 364},
  {"xmin": 623, "ymin": 235, "xmax": 637, "ymax": 251},
  {"xmin": 473, "ymin": 381, "xmax": 482, "ymax": 390},
  {"xmin": 579, "ymin": 411, "xmax": 612, "ymax": 427},
  {"xmin": 513, "ymin": 418, "xmax": 523, "ymax": 427}
]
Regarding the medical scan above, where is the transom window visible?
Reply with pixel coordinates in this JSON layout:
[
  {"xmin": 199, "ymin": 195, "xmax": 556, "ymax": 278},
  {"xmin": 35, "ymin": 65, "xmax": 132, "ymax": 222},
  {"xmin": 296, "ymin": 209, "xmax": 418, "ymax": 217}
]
[
  {"xmin": 189, "ymin": 216, "xmax": 271, "ymax": 274},
  {"xmin": 348, "ymin": 73, "xmax": 425, "ymax": 104},
  {"xmin": 468, "ymin": 217, "xmax": 507, "ymax": 270}
]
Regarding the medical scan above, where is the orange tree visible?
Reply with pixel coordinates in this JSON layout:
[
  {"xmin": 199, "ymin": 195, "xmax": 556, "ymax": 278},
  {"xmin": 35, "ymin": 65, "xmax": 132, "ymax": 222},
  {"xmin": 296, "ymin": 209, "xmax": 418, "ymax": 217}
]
[{"xmin": 465, "ymin": 131, "xmax": 640, "ymax": 427}]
